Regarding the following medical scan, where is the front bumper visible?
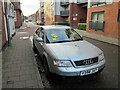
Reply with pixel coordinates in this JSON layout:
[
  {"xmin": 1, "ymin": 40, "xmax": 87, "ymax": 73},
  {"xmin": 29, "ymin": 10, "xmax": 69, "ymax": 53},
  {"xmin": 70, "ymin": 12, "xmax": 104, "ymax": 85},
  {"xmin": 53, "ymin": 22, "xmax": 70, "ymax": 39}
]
[{"xmin": 52, "ymin": 59, "xmax": 105, "ymax": 76}]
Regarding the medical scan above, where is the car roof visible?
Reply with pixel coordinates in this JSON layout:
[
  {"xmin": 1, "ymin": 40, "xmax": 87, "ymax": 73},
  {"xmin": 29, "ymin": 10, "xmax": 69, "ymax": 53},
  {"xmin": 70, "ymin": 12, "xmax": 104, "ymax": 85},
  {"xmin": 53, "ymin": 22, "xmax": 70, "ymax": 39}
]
[{"xmin": 39, "ymin": 25, "xmax": 71, "ymax": 31}]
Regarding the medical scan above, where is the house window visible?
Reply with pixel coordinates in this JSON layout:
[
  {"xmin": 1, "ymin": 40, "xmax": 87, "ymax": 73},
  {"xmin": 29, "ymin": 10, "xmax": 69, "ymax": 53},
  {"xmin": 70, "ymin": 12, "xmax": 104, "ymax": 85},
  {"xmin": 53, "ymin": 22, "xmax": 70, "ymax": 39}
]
[
  {"xmin": 65, "ymin": 18, "xmax": 68, "ymax": 22},
  {"xmin": 118, "ymin": 10, "xmax": 120, "ymax": 22},
  {"xmin": 89, "ymin": 11, "xmax": 105, "ymax": 31}
]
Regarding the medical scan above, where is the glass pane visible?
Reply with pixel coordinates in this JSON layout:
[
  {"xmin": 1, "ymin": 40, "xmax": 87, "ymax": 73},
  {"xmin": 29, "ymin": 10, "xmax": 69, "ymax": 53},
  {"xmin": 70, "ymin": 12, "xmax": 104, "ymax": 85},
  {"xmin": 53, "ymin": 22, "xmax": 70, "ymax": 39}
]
[
  {"xmin": 98, "ymin": 12, "xmax": 104, "ymax": 22},
  {"xmin": 92, "ymin": 13, "xmax": 97, "ymax": 21},
  {"xmin": 46, "ymin": 29, "xmax": 82, "ymax": 43}
]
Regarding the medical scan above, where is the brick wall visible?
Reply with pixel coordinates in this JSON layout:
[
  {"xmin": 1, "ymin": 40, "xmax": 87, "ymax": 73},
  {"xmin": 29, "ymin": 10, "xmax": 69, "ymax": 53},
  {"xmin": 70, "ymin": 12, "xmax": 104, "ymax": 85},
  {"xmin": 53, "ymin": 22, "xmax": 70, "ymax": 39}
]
[
  {"xmin": 45, "ymin": 15, "xmax": 65, "ymax": 25},
  {"xmin": 15, "ymin": 10, "xmax": 21, "ymax": 28},
  {"xmin": 54, "ymin": 15, "xmax": 66, "ymax": 22},
  {"xmin": 86, "ymin": 2, "xmax": 119, "ymax": 38},
  {"xmin": 69, "ymin": 4, "xmax": 87, "ymax": 26},
  {"xmin": 0, "ymin": 2, "xmax": 7, "ymax": 48}
]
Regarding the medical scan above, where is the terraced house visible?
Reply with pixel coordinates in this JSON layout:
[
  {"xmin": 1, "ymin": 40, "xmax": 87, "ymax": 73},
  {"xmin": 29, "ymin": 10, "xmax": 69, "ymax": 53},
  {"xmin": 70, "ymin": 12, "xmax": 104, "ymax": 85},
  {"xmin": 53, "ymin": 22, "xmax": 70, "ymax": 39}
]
[
  {"xmin": 12, "ymin": 1, "xmax": 22, "ymax": 28},
  {"xmin": 87, "ymin": 0, "xmax": 120, "ymax": 38},
  {"xmin": 1, "ymin": 0, "xmax": 15, "ymax": 49},
  {"xmin": 1, "ymin": 0, "xmax": 22, "ymax": 50}
]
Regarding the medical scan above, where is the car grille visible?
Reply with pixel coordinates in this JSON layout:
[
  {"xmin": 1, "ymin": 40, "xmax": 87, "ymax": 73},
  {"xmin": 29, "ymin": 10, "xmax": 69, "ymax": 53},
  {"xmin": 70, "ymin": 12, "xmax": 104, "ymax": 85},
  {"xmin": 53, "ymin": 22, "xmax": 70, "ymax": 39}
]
[{"xmin": 74, "ymin": 57, "xmax": 98, "ymax": 66}]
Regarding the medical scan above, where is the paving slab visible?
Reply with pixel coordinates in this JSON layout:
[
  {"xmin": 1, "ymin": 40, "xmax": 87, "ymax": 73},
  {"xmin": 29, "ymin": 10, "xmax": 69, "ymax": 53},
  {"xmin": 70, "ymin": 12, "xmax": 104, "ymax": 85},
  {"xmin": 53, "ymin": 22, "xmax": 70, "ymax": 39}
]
[
  {"xmin": 75, "ymin": 29, "xmax": 119, "ymax": 46},
  {"xmin": 0, "ymin": 52, "xmax": 2, "ymax": 90},
  {"xmin": 2, "ymin": 26, "xmax": 44, "ymax": 89}
]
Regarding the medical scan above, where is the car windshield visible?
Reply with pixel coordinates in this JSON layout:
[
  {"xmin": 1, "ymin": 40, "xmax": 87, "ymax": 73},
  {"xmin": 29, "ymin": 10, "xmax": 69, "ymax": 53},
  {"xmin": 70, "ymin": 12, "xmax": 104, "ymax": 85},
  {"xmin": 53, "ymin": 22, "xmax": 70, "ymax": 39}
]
[{"xmin": 46, "ymin": 29, "xmax": 83, "ymax": 43}]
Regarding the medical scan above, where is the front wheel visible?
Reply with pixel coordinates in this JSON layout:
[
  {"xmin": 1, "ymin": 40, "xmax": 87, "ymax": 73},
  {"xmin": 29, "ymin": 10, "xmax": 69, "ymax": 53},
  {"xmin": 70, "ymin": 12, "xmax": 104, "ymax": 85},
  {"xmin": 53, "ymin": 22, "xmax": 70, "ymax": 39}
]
[
  {"xmin": 43, "ymin": 57, "xmax": 52, "ymax": 78},
  {"xmin": 33, "ymin": 39, "xmax": 37, "ymax": 52}
]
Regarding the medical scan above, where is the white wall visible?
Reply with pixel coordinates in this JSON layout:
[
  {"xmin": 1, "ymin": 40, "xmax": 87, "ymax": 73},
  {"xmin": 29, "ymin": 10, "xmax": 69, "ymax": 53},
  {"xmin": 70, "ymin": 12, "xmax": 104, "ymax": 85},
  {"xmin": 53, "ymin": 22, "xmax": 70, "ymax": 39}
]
[{"xmin": 7, "ymin": 1, "xmax": 16, "ymax": 37}]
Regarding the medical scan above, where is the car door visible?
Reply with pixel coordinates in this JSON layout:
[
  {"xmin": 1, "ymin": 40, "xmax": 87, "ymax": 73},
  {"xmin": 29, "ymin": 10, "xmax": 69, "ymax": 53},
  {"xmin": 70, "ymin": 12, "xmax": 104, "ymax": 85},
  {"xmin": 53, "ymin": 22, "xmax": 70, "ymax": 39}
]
[
  {"xmin": 35, "ymin": 29, "xmax": 45, "ymax": 56},
  {"xmin": 34, "ymin": 28, "xmax": 41, "ymax": 47}
]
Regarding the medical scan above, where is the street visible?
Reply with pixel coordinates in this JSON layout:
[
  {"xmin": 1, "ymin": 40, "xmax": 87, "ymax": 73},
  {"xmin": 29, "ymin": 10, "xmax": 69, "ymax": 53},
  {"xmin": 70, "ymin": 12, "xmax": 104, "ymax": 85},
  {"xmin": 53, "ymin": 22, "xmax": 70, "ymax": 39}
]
[
  {"xmin": 1, "ymin": 0, "xmax": 120, "ymax": 89},
  {"xmin": 3, "ymin": 22, "xmax": 118, "ymax": 88},
  {"xmin": 21, "ymin": 22, "xmax": 118, "ymax": 88}
]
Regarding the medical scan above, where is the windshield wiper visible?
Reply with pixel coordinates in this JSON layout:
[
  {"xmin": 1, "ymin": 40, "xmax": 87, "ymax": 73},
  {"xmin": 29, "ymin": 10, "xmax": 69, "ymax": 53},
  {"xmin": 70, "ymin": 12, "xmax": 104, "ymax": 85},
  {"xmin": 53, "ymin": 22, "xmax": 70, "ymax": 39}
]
[{"xmin": 72, "ymin": 39, "xmax": 83, "ymax": 41}]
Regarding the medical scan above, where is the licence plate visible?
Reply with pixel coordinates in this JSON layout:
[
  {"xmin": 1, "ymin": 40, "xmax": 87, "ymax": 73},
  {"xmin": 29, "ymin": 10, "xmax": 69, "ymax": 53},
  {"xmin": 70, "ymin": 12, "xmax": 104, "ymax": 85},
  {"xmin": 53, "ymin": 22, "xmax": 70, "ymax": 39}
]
[{"xmin": 80, "ymin": 68, "xmax": 98, "ymax": 76}]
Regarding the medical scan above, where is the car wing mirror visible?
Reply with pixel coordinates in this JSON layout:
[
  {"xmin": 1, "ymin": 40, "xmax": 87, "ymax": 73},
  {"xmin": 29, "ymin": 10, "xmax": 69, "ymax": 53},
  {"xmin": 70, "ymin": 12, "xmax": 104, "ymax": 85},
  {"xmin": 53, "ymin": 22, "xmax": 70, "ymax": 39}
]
[
  {"xmin": 80, "ymin": 35, "xmax": 83, "ymax": 40},
  {"xmin": 36, "ymin": 37, "xmax": 43, "ymax": 42}
]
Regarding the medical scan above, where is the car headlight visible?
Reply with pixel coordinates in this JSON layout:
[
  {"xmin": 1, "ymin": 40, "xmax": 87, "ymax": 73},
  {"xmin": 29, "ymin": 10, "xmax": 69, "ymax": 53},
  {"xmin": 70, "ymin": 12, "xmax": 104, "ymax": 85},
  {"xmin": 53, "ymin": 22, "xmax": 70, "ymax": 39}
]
[
  {"xmin": 99, "ymin": 53, "xmax": 104, "ymax": 61},
  {"xmin": 53, "ymin": 60, "xmax": 72, "ymax": 67}
]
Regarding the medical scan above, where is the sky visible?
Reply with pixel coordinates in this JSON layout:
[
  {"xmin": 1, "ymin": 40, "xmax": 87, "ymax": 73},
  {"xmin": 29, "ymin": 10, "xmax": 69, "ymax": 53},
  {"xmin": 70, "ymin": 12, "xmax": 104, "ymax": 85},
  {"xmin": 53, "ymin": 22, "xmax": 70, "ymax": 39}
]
[{"xmin": 20, "ymin": 0, "xmax": 40, "ymax": 16}]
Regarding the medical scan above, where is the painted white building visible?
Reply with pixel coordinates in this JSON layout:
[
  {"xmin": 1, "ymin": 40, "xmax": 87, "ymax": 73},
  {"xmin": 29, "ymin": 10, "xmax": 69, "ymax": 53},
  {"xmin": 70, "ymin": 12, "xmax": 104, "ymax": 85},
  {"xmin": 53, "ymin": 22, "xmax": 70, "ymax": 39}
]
[{"xmin": 7, "ymin": 1, "xmax": 16, "ymax": 37}]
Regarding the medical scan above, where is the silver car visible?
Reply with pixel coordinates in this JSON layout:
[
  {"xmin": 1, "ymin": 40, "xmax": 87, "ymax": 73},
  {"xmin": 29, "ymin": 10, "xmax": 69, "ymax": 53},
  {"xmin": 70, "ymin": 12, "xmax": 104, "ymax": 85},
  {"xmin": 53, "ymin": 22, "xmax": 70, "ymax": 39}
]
[{"xmin": 33, "ymin": 25, "xmax": 105, "ymax": 77}]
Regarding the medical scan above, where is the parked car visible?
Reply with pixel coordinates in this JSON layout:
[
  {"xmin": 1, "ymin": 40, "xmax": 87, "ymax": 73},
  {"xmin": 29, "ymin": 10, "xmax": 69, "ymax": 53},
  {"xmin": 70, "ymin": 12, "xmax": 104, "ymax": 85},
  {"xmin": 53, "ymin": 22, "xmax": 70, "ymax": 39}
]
[
  {"xmin": 25, "ymin": 20, "xmax": 29, "ymax": 23},
  {"xmin": 36, "ymin": 20, "xmax": 44, "ymax": 25},
  {"xmin": 33, "ymin": 25, "xmax": 105, "ymax": 77},
  {"xmin": 29, "ymin": 19, "xmax": 32, "ymax": 22}
]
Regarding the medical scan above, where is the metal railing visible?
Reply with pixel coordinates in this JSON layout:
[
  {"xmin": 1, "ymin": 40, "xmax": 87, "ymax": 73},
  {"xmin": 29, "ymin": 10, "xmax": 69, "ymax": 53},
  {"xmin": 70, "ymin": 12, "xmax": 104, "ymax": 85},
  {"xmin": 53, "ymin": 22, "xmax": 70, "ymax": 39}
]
[
  {"xmin": 60, "ymin": 10, "xmax": 69, "ymax": 16},
  {"xmin": 80, "ymin": 19, "xmax": 87, "ymax": 23},
  {"xmin": 77, "ymin": 0, "xmax": 88, "ymax": 4},
  {"xmin": 90, "ymin": 0, "xmax": 113, "ymax": 7},
  {"xmin": 60, "ymin": 2, "xmax": 69, "ymax": 6},
  {"xmin": 89, "ymin": 21, "xmax": 105, "ymax": 31}
]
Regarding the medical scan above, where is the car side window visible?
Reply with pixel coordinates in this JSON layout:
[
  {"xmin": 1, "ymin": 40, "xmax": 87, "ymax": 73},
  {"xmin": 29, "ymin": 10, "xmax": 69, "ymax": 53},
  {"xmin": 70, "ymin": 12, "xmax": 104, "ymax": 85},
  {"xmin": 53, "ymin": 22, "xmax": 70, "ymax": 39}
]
[
  {"xmin": 35, "ymin": 28, "xmax": 41, "ymax": 37},
  {"xmin": 39, "ymin": 31, "xmax": 44, "ymax": 40}
]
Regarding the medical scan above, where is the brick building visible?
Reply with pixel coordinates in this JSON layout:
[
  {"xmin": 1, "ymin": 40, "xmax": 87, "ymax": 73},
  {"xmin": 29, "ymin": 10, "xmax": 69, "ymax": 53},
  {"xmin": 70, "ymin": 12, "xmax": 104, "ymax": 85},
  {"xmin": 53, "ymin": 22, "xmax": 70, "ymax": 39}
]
[
  {"xmin": 1, "ymin": 1, "xmax": 14, "ymax": 49},
  {"xmin": 1, "ymin": 0, "xmax": 23, "ymax": 50},
  {"xmin": 12, "ymin": 1, "xmax": 22, "ymax": 28},
  {"xmin": 69, "ymin": 1, "xmax": 87, "ymax": 26},
  {"xmin": 40, "ymin": 2, "xmax": 45, "ymax": 23},
  {"xmin": 42, "ymin": 0, "xmax": 87, "ymax": 26},
  {"xmin": 0, "ymin": 1, "xmax": 3, "ymax": 50},
  {"xmin": 87, "ymin": 0, "xmax": 120, "ymax": 38}
]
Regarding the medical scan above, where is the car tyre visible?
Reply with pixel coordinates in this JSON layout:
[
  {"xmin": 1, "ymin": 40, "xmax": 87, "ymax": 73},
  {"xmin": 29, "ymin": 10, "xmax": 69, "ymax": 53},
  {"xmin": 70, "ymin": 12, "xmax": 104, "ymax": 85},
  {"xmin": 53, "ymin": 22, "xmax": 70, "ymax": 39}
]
[
  {"xmin": 33, "ymin": 40, "xmax": 37, "ymax": 52},
  {"xmin": 43, "ymin": 57, "xmax": 52, "ymax": 79}
]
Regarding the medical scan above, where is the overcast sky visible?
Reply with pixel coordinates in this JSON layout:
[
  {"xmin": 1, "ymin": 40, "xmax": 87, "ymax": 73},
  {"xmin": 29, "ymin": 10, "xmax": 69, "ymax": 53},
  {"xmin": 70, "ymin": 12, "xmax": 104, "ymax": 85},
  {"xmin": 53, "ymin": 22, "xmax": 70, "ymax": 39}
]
[{"xmin": 20, "ymin": 0, "xmax": 40, "ymax": 16}]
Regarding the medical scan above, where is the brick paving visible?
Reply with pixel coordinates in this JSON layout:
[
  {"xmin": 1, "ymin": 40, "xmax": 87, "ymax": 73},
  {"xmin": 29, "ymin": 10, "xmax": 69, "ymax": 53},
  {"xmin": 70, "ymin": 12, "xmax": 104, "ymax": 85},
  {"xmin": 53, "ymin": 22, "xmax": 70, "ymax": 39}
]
[
  {"xmin": 0, "ymin": 32, "xmax": 2, "ymax": 52},
  {"xmin": 2, "ymin": 24, "xmax": 43, "ymax": 88},
  {"xmin": 0, "ymin": 52, "xmax": 2, "ymax": 90}
]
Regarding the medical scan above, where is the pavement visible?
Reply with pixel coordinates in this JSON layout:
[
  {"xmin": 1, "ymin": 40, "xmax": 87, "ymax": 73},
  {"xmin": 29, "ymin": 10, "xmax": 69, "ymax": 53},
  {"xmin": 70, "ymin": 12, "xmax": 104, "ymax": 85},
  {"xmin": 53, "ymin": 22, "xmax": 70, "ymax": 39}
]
[
  {"xmin": 0, "ymin": 30, "xmax": 2, "ymax": 90},
  {"xmin": 0, "ymin": 52, "xmax": 2, "ymax": 90},
  {"xmin": 75, "ymin": 29, "xmax": 119, "ymax": 46},
  {"xmin": 2, "ymin": 23, "xmax": 44, "ymax": 88}
]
